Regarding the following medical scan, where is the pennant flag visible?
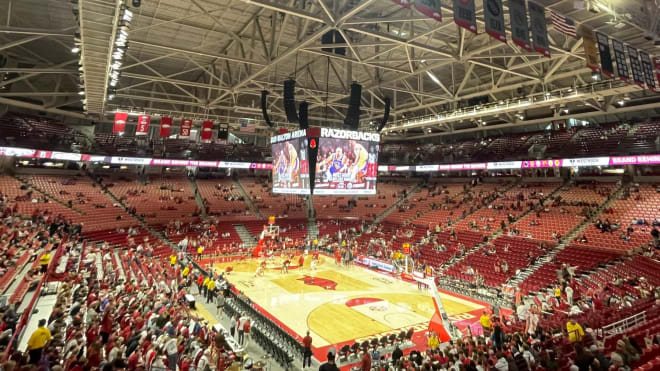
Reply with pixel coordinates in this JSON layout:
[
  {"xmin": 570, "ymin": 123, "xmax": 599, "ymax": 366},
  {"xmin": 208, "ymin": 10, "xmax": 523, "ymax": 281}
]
[
  {"xmin": 509, "ymin": 0, "xmax": 532, "ymax": 51},
  {"xmin": 483, "ymin": 0, "xmax": 506, "ymax": 43},
  {"xmin": 611, "ymin": 39, "xmax": 630, "ymax": 82},
  {"xmin": 528, "ymin": 1, "xmax": 550, "ymax": 57},
  {"xmin": 240, "ymin": 120, "xmax": 255, "ymax": 133},
  {"xmin": 595, "ymin": 32, "xmax": 614, "ymax": 78},
  {"xmin": 201, "ymin": 120, "xmax": 214, "ymax": 141},
  {"xmin": 453, "ymin": 0, "xmax": 477, "ymax": 33},
  {"xmin": 550, "ymin": 10, "xmax": 577, "ymax": 38},
  {"xmin": 415, "ymin": 0, "xmax": 442, "ymax": 22},
  {"xmin": 392, "ymin": 0, "xmax": 411, "ymax": 8},
  {"xmin": 136, "ymin": 115, "xmax": 150, "ymax": 135},
  {"xmin": 218, "ymin": 123, "xmax": 229, "ymax": 140},
  {"xmin": 113, "ymin": 112, "xmax": 127, "ymax": 134},
  {"xmin": 627, "ymin": 46, "xmax": 645, "ymax": 87},
  {"xmin": 654, "ymin": 56, "xmax": 660, "ymax": 92},
  {"xmin": 180, "ymin": 118, "xmax": 192, "ymax": 138},
  {"xmin": 159, "ymin": 117, "xmax": 172, "ymax": 137},
  {"xmin": 582, "ymin": 30, "xmax": 600, "ymax": 72},
  {"xmin": 639, "ymin": 51, "xmax": 656, "ymax": 90}
]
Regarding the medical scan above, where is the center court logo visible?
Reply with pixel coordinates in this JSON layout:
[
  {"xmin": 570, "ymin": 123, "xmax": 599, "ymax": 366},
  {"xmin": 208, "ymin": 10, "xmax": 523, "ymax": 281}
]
[{"xmin": 297, "ymin": 276, "xmax": 337, "ymax": 290}]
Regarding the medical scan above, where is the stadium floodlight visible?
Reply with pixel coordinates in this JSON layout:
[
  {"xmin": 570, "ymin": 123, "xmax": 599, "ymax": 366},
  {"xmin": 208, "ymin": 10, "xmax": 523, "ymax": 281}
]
[
  {"xmin": 78, "ymin": 90, "xmax": 85, "ymax": 95},
  {"xmin": 592, "ymin": 72, "xmax": 600, "ymax": 81},
  {"xmin": 71, "ymin": 46, "xmax": 80, "ymax": 53},
  {"xmin": 617, "ymin": 99, "xmax": 625, "ymax": 106}
]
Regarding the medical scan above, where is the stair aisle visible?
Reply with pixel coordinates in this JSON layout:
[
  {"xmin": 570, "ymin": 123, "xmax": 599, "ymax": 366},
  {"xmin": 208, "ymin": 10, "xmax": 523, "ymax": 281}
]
[{"xmin": 234, "ymin": 224, "xmax": 259, "ymax": 247}]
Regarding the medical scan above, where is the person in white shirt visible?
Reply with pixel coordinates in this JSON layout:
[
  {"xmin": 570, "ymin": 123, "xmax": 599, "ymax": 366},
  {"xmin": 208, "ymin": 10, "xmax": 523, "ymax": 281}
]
[
  {"xmin": 164, "ymin": 334, "xmax": 178, "ymax": 371},
  {"xmin": 565, "ymin": 285, "xmax": 574, "ymax": 306}
]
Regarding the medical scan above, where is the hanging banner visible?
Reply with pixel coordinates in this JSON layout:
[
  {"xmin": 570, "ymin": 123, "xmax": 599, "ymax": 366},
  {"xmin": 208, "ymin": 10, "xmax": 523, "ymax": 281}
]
[
  {"xmin": 392, "ymin": 0, "xmax": 411, "ymax": 8},
  {"xmin": 509, "ymin": 0, "xmax": 532, "ymax": 51},
  {"xmin": 528, "ymin": 1, "xmax": 550, "ymax": 57},
  {"xmin": 627, "ymin": 46, "xmax": 645, "ymax": 87},
  {"xmin": 415, "ymin": 0, "xmax": 442, "ymax": 22},
  {"xmin": 201, "ymin": 120, "xmax": 214, "ymax": 141},
  {"xmin": 159, "ymin": 117, "xmax": 172, "ymax": 137},
  {"xmin": 595, "ymin": 32, "xmax": 614, "ymax": 78},
  {"xmin": 218, "ymin": 123, "xmax": 229, "ymax": 140},
  {"xmin": 639, "ymin": 51, "xmax": 656, "ymax": 90},
  {"xmin": 654, "ymin": 57, "xmax": 660, "ymax": 92},
  {"xmin": 136, "ymin": 115, "xmax": 150, "ymax": 135},
  {"xmin": 583, "ymin": 30, "xmax": 600, "ymax": 72},
  {"xmin": 453, "ymin": 0, "xmax": 477, "ymax": 33},
  {"xmin": 611, "ymin": 39, "xmax": 630, "ymax": 82},
  {"xmin": 113, "ymin": 112, "xmax": 127, "ymax": 134},
  {"xmin": 483, "ymin": 0, "xmax": 506, "ymax": 43},
  {"xmin": 180, "ymin": 118, "xmax": 192, "ymax": 138}
]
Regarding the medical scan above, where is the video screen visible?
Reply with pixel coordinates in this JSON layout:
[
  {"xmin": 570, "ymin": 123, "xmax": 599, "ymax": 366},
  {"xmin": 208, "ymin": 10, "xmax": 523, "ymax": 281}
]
[
  {"xmin": 314, "ymin": 132, "xmax": 379, "ymax": 195},
  {"xmin": 271, "ymin": 137, "xmax": 310, "ymax": 195}
]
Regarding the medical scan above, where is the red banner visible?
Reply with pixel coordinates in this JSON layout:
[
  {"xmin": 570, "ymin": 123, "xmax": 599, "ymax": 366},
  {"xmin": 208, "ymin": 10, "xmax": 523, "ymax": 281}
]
[
  {"xmin": 201, "ymin": 120, "xmax": 213, "ymax": 141},
  {"xmin": 136, "ymin": 115, "xmax": 150, "ymax": 135},
  {"xmin": 180, "ymin": 119, "xmax": 192, "ymax": 138},
  {"xmin": 159, "ymin": 117, "xmax": 172, "ymax": 137},
  {"xmin": 113, "ymin": 112, "xmax": 127, "ymax": 134},
  {"xmin": 654, "ymin": 57, "xmax": 660, "ymax": 93}
]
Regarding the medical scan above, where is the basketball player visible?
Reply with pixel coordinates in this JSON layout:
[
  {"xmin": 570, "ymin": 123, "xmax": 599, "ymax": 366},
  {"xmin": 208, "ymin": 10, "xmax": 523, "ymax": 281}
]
[
  {"xmin": 366, "ymin": 145, "xmax": 378, "ymax": 190},
  {"xmin": 274, "ymin": 149, "xmax": 288, "ymax": 185},
  {"xmin": 286, "ymin": 141, "xmax": 299, "ymax": 185},
  {"xmin": 348, "ymin": 140, "xmax": 368, "ymax": 183},
  {"xmin": 310, "ymin": 257, "xmax": 317, "ymax": 273},
  {"xmin": 319, "ymin": 147, "xmax": 348, "ymax": 182},
  {"xmin": 254, "ymin": 260, "xmax": 266, "ymax": 278}
]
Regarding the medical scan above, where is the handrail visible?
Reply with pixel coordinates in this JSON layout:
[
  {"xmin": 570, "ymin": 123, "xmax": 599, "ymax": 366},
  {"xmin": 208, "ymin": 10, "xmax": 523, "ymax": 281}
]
[
  {"xmin": 599, "ymin": 310, "xmax": 647, "ymax": 339},
  {"xmin": 1, "ymin": 238, "xmax": 66, "ymax": 362}
]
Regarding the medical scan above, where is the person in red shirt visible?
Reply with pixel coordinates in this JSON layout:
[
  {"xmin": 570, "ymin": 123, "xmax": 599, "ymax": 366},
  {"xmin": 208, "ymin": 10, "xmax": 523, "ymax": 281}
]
[
  {"xmin": 360, "ymin": 348, "xmax": 371, "ymax": 371},
  {"xmin": 298, "ymin": 255, "xmax": 304, "ymax": 268},
  {"xmin": 302, "ymin": 331, "xmax": 313, "ymax": 368}
]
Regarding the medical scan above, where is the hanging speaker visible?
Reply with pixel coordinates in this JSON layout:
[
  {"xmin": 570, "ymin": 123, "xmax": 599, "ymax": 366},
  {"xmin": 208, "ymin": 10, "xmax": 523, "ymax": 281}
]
[
  {"xmin": 283, "ymin": 79, "xmax": 298, "ymax": 123},
  {"xmin": 298, "ymin": 102, "xmax": 309, "ymax": 130},
  {"xmin": 343, "ymin": 82, "xmax": 362, "ymax": 130},
  {"xmin": 260, "ymin": 90, "xmax": 274, "ymax": 127},
  {"xmin": 377, "ymin": 97, "xmax": 390, "ymax": 132}
]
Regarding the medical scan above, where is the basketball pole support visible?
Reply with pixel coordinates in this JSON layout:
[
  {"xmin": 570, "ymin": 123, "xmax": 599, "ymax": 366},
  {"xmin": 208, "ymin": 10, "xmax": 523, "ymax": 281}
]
[{"xmin": 414, "ymin": 276, "xmax": 456, "ymax": 343}]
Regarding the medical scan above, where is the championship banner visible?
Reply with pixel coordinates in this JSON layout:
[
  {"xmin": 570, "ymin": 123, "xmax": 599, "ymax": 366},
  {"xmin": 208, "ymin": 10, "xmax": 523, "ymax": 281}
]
[
  {"xmin": 583, "ymin": 30, "xmax": 600, "ymax": 72},
  {"xmin": 392, "ymin": 0, "xmax": 411, "ymax": 8},
  {"xmin": 528, "ymin": 1, "xmax": 550, "ymax": 57},
  {"xmin": 453, "ymin": 0, "xmax": 477, "ymax": 33},
  {"xmin": 180, "ymin": 118, "xmax": 192, "ymax": 138},
  {"xmin": 136, "ymin": 115, "xmax": 150, "ymax": 135},
  {"xmin": 509, "ymin": 0, "xmax": 531, "ymax": 51},
  {"xmin": 654, "ymin": 57, "xmax": 660, "ymax": 92},
  {"xmin": 113, "ymin": 112, "xmax": 127, "ymax": 134},
  {"xmin": 483, "ymin": 0, "xmax": 506, "ymax": 42},
  {"xmin": 159, "ymin": 117, "xmax": 172, "ymax": 137},
  {"xmin": 218, "ymin": 123, "xmax": 229, "ymax": 140},
  {"xmin": 639, "ymin": 51, "xmax": 656, "ymax": 90},
  {"xmin": 201, "ymin": 120, "xmax": 214, "ymax": 141},
  {"xmin": 611, "ymin": 39, "xmax": 630, "ymax": 82},
  {"xmin": 415, "ymin": 0, "xmax": 441, "ymax": 22},
  {"xmin": 595, "ymin": 32, "xmax": 614, "ymax": 78},
  {"xmin": 627, "ymin": 46, "xmax": 645, "ymax": 87}
]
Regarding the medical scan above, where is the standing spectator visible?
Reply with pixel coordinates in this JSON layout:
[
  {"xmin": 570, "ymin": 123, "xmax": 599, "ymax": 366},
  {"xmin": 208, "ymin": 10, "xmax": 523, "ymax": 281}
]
[
  {"xmin": 242, "ymin": 317, "xmax": 251, "ymax": 346},
  {"xmin": 302, "ymin": 331, "xmax": 313, "ymax": 369},
  {"xmin": 360, "ymin": 347, "xmax": 371, "ymax": 371},
  {"xmin": 237, "ymin": 315, "xmax": 244, "ymax": 345},
  {"xmin": 39, "ymin": 252, "xmax": 51, "ymax": 274},
  {"xmin": 230, "ymin": 315, "xmax": 237, "ymax": 338},
  {"xmin": 319, "ymin": 352, "xmax": 339, "ymax": 371},
  {"xmin": 206, "ymin": 278, "xmax": 215, "ymax": 303},
  {"xmin": 566, "ymin": 317, "xmax": 584, "ymax": 343},
  {"xmin": 26, "ymin": 319, "xmax": 51, "ymax": 364},
  {"xmin": 480, "ymin": 311, "xmax": 491, "ymax": 336},
  {"xmin": 164, "ymin": 333, "xmax": 178, "ymax": 371},
  {"xmin": 216, "ymin": 291, "xmax": 225, "ymax": 317}
]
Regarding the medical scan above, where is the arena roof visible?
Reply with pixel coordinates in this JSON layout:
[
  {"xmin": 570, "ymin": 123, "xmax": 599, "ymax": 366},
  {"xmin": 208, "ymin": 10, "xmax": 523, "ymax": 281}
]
[{"xmin": 0, "ymin": 0, "xmax": 659, "ymax": 141}]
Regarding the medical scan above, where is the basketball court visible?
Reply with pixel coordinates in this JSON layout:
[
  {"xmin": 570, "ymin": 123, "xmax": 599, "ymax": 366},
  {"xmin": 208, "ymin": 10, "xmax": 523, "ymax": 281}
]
[{"xmin": 211, "ymin": 254, "xmax": 488, "ymax": 357}]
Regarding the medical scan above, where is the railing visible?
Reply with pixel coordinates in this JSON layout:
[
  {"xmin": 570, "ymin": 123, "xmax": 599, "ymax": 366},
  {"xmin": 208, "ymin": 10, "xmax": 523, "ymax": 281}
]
[
  {"xmin": 599, "ymin": 310, "xmax": 647, "ymax": 339},
  {"xmin": 1, "ymin": 239, "xmax": 67, "ymax": 361}
]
